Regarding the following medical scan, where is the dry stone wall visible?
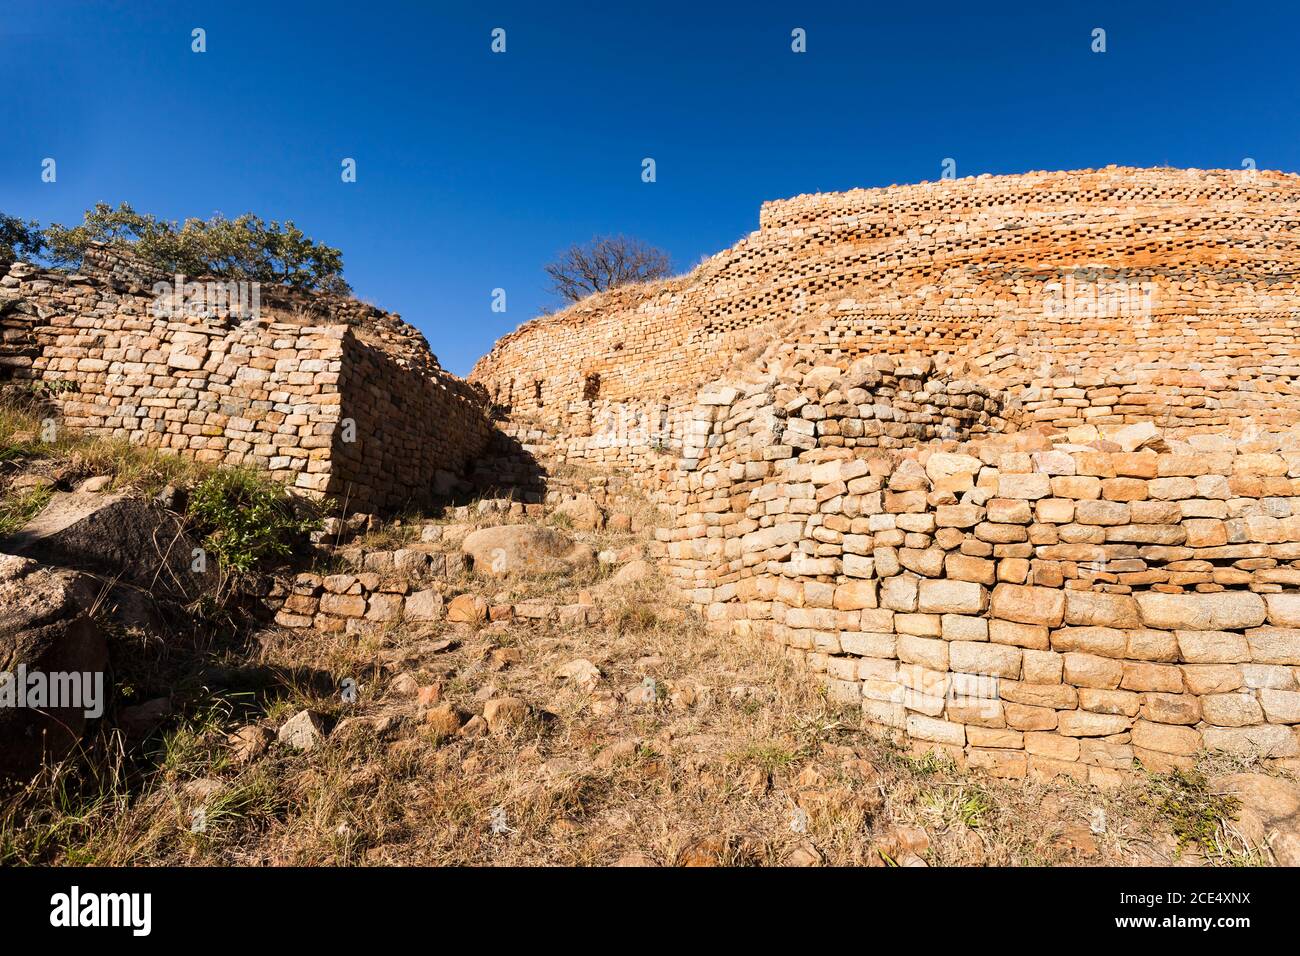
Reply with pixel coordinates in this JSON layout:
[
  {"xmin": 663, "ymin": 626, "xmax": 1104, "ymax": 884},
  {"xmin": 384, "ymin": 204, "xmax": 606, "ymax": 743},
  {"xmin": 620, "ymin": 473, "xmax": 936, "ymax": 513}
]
[
  {"xmin": 472, "ymin": 166, "xmax": 1300, "ymax": 458},
  {"xmin": 469, "ymin": 166, "xmax": 1300, "ymax": 776},
  {"xmin": 655, "ymin": 363, "xmax": 1300, "ymax": 780},
  {"xmin": 6, "ymin": 168, "xmax": 1300, "ymax": 778},
  {"xmin": 0, "ymin": 253, "xmax": 491, "ymax": 511}
]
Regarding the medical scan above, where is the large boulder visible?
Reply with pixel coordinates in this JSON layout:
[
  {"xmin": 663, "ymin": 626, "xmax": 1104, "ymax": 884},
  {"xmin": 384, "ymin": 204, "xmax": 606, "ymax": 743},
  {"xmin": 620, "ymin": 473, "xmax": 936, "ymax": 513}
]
[
  {"xmin": 1212, "ymin": 773, "xmax": 1300, "ymax": 866},
  {"xmin": 0, "ymin": 554, "xmax": 107, "ymax": 779},
  {"xmin": 552, "ymin": 495, "xmax": 604, "ymax": 531},
  {"xmin": 461, "ymin": 524, "xmax": 595, "ymax": 577},
  {"xmin": 2, "ymin": 491, "xmax": 205, "ymax": 597}
]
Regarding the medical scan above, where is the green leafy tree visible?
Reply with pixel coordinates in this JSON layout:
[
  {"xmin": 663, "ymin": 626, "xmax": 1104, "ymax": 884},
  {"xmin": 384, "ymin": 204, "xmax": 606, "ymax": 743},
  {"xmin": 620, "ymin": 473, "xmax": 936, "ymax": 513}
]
[
  {"xmin": 43, "ymin": 202, "xmax": 349, "ymax": 293},
  {"xmin": 0, "ymin": 213, "xmax": 45, "ymax": 264}
]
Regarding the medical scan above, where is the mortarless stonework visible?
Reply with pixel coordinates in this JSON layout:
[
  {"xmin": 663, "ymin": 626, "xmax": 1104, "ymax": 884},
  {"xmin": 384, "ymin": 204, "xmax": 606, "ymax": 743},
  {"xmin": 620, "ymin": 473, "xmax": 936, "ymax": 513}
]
[
  {"xmin": 474, "ymin": 167, "xmax": 1300, "ymax": 779},
  {"xmin": 472, "ymin": 166, "xmax": 1300, "ymax": 450},
  {"xmin": 653, "ymin": 365, "xmax": 1300, "ymax": 783},
  {"xmin": 4, "ymin": 168, "xmax": 1300, "ymax": 778},
  {"xmin": 0, "ymin": 245, "xmax": 492, "ymax": 511}
]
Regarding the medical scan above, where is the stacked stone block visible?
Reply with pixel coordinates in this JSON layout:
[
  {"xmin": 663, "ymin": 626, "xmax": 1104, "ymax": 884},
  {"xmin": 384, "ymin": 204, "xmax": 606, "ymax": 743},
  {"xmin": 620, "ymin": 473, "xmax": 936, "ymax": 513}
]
[
  {"xmin": 472, "ymin": 166, "xmax": 1300, "ymax": 465},
  {"xmin": 0, "ymin": 258, "xmax": 492, "ymax": 510},
  {"xmin": 655, "ymin": 363, "xmax": 1300, "ymax": 779}
]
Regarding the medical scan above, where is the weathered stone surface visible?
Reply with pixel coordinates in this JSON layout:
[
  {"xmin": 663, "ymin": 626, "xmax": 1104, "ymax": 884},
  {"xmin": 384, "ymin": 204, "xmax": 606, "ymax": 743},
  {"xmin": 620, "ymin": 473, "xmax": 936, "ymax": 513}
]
[
  {"xmin": 1175, "ymin": 630, "xmax": 1250, "ymax": 664},
  {"xmin": 1063, "ymin": 591, "xmax": 1141, "ymax": 629},
  {"xmin": 1246, "ymin": 628, "xmax": 1300, "ymax": 665},
  {"xmin": 424, "ymin": 704, "xmax": 463, "ymax": 736},
  {"xmin": 1130, "ymin": 720, "xmax": 1201, "ymax": 756},
  {"xmin": 990, "ymin": 584, "xmax": 1064, "ymax": 626},
  {"xmin": 1211, "ymin": 773, "xmax": 1300, "ymax": 865},
  {"xmin": 1202, "ymin": 724, "xmax": 1299, "ymax": 758},
  {"xmin": 553, "ymin": 494, "xmax": 604, "ymax": 531},
  {"xmin": 917, "ymin": 580, "xmax": 986, "ymax": 615},
  {"xmin": 3, "ymin": 491, "xmax": 206, "ymax": 595},
  {"xmin": 277, "ymin": 710, "xmax": 328, "ymax": 751},
  {"xmin": 483, "ymin": 696, "xmax": 530, "ymax": 734},
  {"xmin": 1259, "ymin": 688, "xmax": 1300, "ymax": 724},
  {"xmin": 1265, "ymin": 594, "xmax": 1300, "ymax": 627},
  {"xmin": 446, "ymin": 593, "xmax": 489, "ymax": 624},
  {"xmin": 612, "ymin": 558, "xmax": 653, "ymax": 586},
  {"xmin": 1135, "ymin": 592, "xmax": 1267, "ymax": 631},
  {"xmin": 462, "ymin": 525, "xmax": 595, "ymax": 577},
  {"xmin": 833, "ymin": 580, "xmax": 877, "ymax": 611},
  {"xmin": 0, "ymin": 555, "xmax": 106, "ymax": 779},
  {"xmin": 404, "ymin": 589, "xmax": 445, "ymax": 621}
]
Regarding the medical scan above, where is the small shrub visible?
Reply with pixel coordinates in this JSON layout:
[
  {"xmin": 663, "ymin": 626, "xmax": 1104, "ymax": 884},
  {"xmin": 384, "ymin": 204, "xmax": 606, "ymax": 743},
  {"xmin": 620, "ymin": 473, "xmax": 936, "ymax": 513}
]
[
  {"xmin": 187, "ymin": 469, "xmax": 319, "ymax": 573},
  {"xmin": 1145, "ymin": 768, "xmax": 1240, "ymax": 854},
  {"xmin": 957, "ymin": 788, "xmax": 995, "ymax": 829}
]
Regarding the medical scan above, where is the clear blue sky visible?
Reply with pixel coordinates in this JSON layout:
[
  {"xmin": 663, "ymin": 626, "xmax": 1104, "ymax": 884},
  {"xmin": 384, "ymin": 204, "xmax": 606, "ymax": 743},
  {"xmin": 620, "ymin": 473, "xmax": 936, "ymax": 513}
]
[{"xmin": 3, "ymin": 1, "xmax": 1297, "ymax": 375}]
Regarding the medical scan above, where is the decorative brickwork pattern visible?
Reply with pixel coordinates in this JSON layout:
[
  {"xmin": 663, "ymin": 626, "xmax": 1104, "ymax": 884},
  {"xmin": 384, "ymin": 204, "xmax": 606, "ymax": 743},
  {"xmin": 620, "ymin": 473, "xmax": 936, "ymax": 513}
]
[
  {"xmin": 472, "ymin": 166, "xmax": 1300, "ymax": 449},
  {"xmin": 476, "ymin": 167, "xmax": 1300, "ymax": 774}
]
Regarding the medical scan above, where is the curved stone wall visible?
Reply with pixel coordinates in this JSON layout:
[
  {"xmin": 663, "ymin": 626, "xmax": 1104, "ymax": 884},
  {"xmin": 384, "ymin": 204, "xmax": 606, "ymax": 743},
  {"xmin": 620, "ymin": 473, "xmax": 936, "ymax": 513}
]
[
  {"xmin": 656, "ymin": 364, "xmax": 1300, "ymax": 779},
  {"xmin": 472, "ymin": 166, "xmax": 1300, "ymax": 440}
]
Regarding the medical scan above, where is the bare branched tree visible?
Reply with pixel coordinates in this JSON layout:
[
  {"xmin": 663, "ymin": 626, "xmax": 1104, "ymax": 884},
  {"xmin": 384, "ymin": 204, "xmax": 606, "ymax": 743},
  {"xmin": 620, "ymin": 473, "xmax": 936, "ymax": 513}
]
[{"xmin": 544, "ymin": 235, "xmax": 671, "ymax": 304}]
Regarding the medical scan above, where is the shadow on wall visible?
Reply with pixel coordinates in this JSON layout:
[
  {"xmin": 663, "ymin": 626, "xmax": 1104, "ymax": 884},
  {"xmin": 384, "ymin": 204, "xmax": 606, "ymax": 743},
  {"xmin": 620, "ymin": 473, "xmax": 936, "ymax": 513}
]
[{"xmin": 461, "ymin": 429, "xmax": 549, "ymax": 506}]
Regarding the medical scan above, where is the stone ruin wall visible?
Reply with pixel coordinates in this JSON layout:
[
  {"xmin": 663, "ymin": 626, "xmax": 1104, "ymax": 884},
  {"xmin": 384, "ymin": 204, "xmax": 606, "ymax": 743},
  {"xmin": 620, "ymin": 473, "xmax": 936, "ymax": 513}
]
[
  {"xmin": 0, "ymin": 247, "xmax": 492, "ymax": 511},
  {"xmin": 471, "ymin": 166, "xmax": 1300, "ymax": 465},
  {"xmin": 3, "ymin": 167, "xmax": 1299, "ymax": 777},
  {"xmin": 656, "ymin": 365, "xmax": 1300, "ymax": 783},
  {"xmin": 472, "ymin": 167, "xmax": 1300, "ymax": 777}
]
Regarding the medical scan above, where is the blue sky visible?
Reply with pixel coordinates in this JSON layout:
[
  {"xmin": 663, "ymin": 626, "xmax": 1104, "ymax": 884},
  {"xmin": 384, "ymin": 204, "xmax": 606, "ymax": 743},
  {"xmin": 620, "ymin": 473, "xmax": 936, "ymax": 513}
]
[{"xmin": 2, "ymin": 1, "xmax": 1297, "ymax": 375}]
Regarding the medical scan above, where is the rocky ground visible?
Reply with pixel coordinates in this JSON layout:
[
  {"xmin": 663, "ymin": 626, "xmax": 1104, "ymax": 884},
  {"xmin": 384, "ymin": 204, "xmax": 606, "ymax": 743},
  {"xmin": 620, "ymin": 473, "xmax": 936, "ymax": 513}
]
[{"xmin": 1, "ymin": 399, "xmax": 1297, "ymax": 867}]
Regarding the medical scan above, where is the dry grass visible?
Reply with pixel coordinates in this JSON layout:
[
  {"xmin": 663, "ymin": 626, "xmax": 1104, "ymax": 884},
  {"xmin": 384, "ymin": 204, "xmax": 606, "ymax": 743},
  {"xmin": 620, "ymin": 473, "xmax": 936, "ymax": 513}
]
[
  {"xmin": 0, "ymin": 513, "xmax": 1273, "ymax": 867},
  {"xmin": 0, "ymin": 392, "xmax": 210, "ymax": 501},
  {"xmin": 0, "ymin": 408, "xmax": 1277, "ymax": 867}
]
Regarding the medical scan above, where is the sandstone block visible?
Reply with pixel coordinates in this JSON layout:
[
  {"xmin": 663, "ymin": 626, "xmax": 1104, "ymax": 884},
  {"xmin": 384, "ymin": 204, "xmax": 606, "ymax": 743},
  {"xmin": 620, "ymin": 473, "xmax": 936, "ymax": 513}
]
[
  {"xmin": 833, "ymin": 580, "xmax": 877, "ymax": 610},
  {"xmin": 990, "ymin": 583, "xmax": 1064, "ymax": 626},
  {"xmin": 1260, "ymin": 688, "xmax": 1300, "ymax": 724},
  {"xmin": 989, "ymin": 618, "xmax": 1049, "ymax": 649},
  {"xmin": 1063, "ymin": 590, "xmax": 1141, "ymax": 628},
  {"xmin": 1202, "ymin": 724, "xmax": 1299, "ymax": 758},
  {"xmin": 1246, "ymin": 627, "xmax": 1300, "ymax": 665},
  {"xmin": 905, "ymin": 714, "xmax": 966, "ymax": 746},
  {"xmin": 917, "ymin": 579, "xmax": 987, "ymax": 615},
  {"xmin": 1265, "ymin": 594, "xmax": 1300, "ymax": 627},
  {"xmin": 1139, "ymin": 693, "xmax": 1201, "ymax": 725},
  {"xmin": 1202, "ymin": 693, "xmax": 1265, "ymax": 727},
  {"xmin": 1131, "ymin": 720, "xmax": 1201, "ymax": 756},
  {"xmin": 1063, "ymin": 652, "xmax": 1123, "ymax": 689},
  {"xmin": 1175, "ymin": 630, "xmax": 1250, "ymax": 664},
  {"xmin": 997, "ymin": 473, "xmax": 1051, "ymax": 500},
  {"xmin": 949, "ymin": 641, "xmax": 1021, "ymax": 679},
  {"xmin": 1136, "ymin": 592, "xmax": 1266, "ymax": 631}
]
